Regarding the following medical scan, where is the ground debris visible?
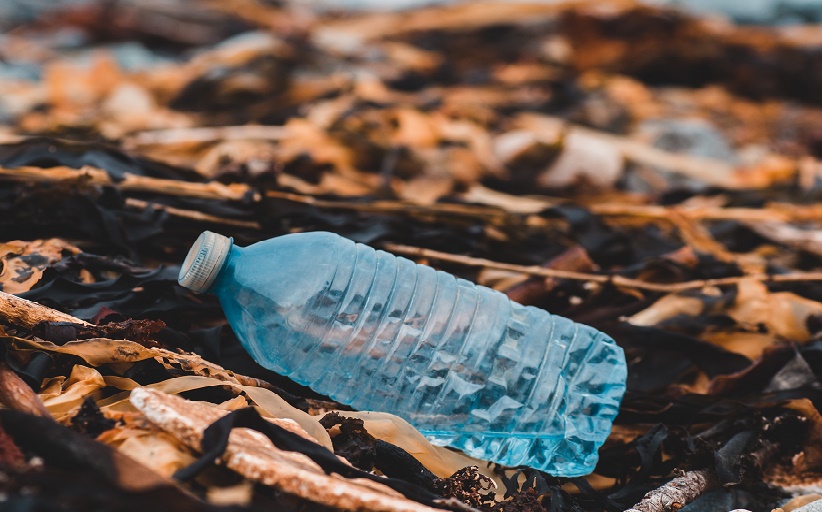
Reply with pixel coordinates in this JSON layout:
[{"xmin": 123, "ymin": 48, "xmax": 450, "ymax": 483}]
[
  {"xmin": 131, "ymin": 387, "xmax": 444, "ymax": 512},
  {"xmin": 71, "ymin": 396, "xmax": 117, "ymax": 438},
  {"xmin": 319, "ymin": 411, "xmax": 378, "ymax": 471},
  {"xmin": 33, "ymin": 318, "xmax": 165, "ymax": 347},
  {"xmin": 1, "ymin": 0, "xmax": 822, "ymax": 510},
  {"xmin": 434, "ymin": 466, "xmax": 496, "ymax": 509},
  {"xmin": 488, "ymin": 488, "xmax": 546, "ymax": 512}
]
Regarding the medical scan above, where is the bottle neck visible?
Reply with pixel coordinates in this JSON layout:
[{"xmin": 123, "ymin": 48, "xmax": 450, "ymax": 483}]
[{"xmin": 208, "ymin": 245, "xmax": 239, "ymax": 296}]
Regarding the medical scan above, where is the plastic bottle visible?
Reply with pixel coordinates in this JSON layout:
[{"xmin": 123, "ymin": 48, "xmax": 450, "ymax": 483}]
[{"xmin": 178, "ymin": 231, "xmax": 626, "ymax": 476}]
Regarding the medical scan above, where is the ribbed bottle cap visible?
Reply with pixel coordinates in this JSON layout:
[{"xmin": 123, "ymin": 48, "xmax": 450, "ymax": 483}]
[{"xmin": 178, "ymin": 231, "xmax": 232, "ymax": 293}]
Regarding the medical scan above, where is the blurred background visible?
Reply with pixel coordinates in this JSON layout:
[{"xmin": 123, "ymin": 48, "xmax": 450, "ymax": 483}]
[{"xmin": 3, "ymin": 0, "xmax": 822, "ymax": 24}]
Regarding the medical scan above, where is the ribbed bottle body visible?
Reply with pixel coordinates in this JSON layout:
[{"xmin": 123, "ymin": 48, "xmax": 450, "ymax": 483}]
[{"xmin": 211, "ymin": 232, "xmax": 626, "ymax": 476}]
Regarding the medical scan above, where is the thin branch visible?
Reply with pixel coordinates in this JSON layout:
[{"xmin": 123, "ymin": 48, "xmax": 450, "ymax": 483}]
[
  {"xmin": 0, "ymin": 362, "xmax": 50, "ymax": 417},
  {"xmin": 0, "ymin": 166, "xmax": 513, "ymax": 226},
  {"xmin": 122, "ymin": 125, "xmax": 289, "ymax": 148},
  {"xmin": 3, "ymin": 165, "xmax": 822, "ymax": 226},
  {"xmin": 383, "ymin": 243, "xmax": 822, "ymax": 293},
  {"xmin": 124, "ymin": 198, "xmax": 262, "ymax": 229},
  {"xmin": 0, "ymin": 291, "xmax": 92, "ymax": 329},
  {"xmin": 625, "ymin": 469, "xmax": 720, "ymax": 512}
]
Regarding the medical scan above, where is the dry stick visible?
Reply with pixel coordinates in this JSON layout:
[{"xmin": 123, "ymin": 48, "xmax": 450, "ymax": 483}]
[
  {"xmin": 316, "ymin": 0, "xmax": 632, "ymax": 42},
  {"xmin": 662, "ymin": 211, "xmax": 737, "ymax": 264},
  {"xmin": 0, "ymin": 291, "xmax": 92, "ymax": 329},
  {"xmin": 3, "ymin": 166, "xmax": 822, "ymax": 225},
  {"xmin": 383, "ymin": 243, "xmax": 822, "ymax": 292},
  {"xmin": 0, "ymin": 166, "xmax": 253, "ymax": 201},
  {"xmin": 6, "ymin": 164, "xmax": 822, "ymax": 225},
  {"xmin": 123, "ymin": 125, "xmax": 289, "ymax": 148},
  {"xmin": 0, "ymin": 362, "xmax": 51, "ymax": 417},
  {"xmin": 626, "ymin": 439, "xmax": 781, "ymax": 512},
  {"xmin": 624, "ymin": 469, "xmax": 720, "ymax": 512},
  {"xmin": 587, "ymin": 203, "xmax": 804, "ymax": 222},
  {"xmin": 124, "ymin": 198, "xmax": 262, "ymax": 229},
  {"xmin": 0, "ymin": 166, "xmax": 513, "ymax": 226}
]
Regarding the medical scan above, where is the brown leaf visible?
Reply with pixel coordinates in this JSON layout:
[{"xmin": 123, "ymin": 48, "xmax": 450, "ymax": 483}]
[
  {"xmin": 0, "ymin": 239, "xmax": 82, "ymax": 294},
  {"xmin": 130, "ymin": 387, "xmax": 441, "ymax": 512}
]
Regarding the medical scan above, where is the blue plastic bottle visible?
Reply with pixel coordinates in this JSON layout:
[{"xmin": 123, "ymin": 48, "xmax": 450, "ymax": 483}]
[{"xmin": 179, "ymin": 231, "xmax": 626, "ymax": 476}]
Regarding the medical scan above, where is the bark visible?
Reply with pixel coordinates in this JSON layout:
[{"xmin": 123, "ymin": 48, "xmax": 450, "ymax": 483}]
[
  {"xmin": 625, "ymin": 469, "xmax": 720, "ymax": 512},
  {"xmin": 0, "ymin": 362, "xmax": 50, "ymax": 417},
  {"xmin": 0, "ymin": 290, "xmax": 91, "ymax": 329}
]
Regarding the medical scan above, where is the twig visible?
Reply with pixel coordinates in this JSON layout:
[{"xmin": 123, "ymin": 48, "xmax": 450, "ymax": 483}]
[
  {"xmin": 626, "ymin": 438, "xmax": 781, "ymax": 512},
  {"xmin": 0, "ymin": 166, "xmax": 512, "ymax": 226},
  {"xmin": 3, "ymin": 165, "xmax": 822, "ymax": 225},
  {"xmin": 383, "ymin": 243, "xmax": 822, "ymax": 292},
  {"xmin": 316, "ymin": 1, "xmax": 617, "ymax": 43},
  {"xmin": 502, "ymin": 245, "xmax": 594, "ymax": 304},
  {"xmin": 662, "ymin": 211, "xmax": 736, "ymax": 264},
  {"xmin": 0, "ymin": 291, "xmax": 92, "ymax": 329},
  {"xmin": 123, "ymin": 125, "xmax": 289, "ymax": 148},
  {"xmin": 0, "ymin": 165, "xmax": 253, "ymax": 201},
  {"xmin": 124, "ymin": 198, "xmax": 262, "ymax": 229},
  {"xmin": 625, "ymin": 469, "xmax": 720, "ymax": 512},
  {"xmin": 0, "ymin": 362, "xmax": 50, "ymax": 417}
]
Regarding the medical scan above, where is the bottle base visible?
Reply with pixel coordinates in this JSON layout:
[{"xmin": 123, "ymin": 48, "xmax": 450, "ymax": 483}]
[{"xmin": 420, "ymin": 431, "xmax": 600, "ymax": 477}]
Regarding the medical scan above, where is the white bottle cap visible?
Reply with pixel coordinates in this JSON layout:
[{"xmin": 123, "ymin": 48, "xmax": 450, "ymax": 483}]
[{"xmin": 178, "ymin": 231, "xmax": 232, "ymax": 293}]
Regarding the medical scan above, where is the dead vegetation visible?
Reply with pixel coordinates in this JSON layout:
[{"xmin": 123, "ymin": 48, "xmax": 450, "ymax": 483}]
[{"xmin": 2, "ymin": 1, "xmax": 822, "ymax": 511}]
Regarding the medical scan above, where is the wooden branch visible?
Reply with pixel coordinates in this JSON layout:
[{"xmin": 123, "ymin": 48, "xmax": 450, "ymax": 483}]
[
  {"xmin": 3, "ymin": 165, "xmax": 822, "ymax": 226},
  {"xmin": 315, "ymin": 1, "xmax": 609, "ymax": 43},
  {"xmin": 122, "ymin": 126, "xmax": 289, "ymax": 148},
  {"xmin": 124, "ymin": 198, "xmax": 262, "ymax": 229},
  {"xmin": 666, "ymin": 211, "xmax": 736, "ymax": 264},
  {"xmin": 383, "ymin": 243, "xmax": 822, "ymax": 293},
  {"xmin": 0, "ymin": 291, "xmax": 91, "ymax": 329},
  {"xmin": 0, "ymin": 166, "xmax": 254, "ymax": 202},
  {"xmin": 0, "ymin": 166, "xmax": 516, "ymax": 228},
  {"xmin": 625, "ymin": 469, "xmax": 720, "ymax": 512},
  {"xmin": 626, "ymin": 438, "xmax": 780, "ymax": 512},
  {"xmin": 502, "ymin": 245, "xmax": 594, "ymax": 304},
  {"xmin": 0, "ymin": 362, "xmax": 50, "ymax": 417}
]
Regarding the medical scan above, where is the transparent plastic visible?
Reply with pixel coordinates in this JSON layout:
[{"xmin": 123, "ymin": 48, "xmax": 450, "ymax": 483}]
[{"xmin": 186, "ymin": 231, "xmax": 626, "ymax": 476}]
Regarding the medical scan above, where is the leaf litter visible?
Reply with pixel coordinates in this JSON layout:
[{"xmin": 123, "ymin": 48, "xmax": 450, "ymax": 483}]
[{"xmin": 2, "ymin": 0, "xmax": 822, "ymax": 511}]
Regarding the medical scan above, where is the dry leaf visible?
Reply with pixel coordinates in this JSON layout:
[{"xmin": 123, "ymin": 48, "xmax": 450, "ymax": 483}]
[
  {"xmin": 130, "ymin": 388, "xmax": 441, "ymax": 512},
  {"xmin": 0, "ymin": 239, "xmax": 83, "ymax": 294},
  {"xmin": 99, "ymin": 425, "xmax": 198, "ymax": 478},
  {"xmin": 338, "ymin": 411, "xmax": 502, "ymax": 487},
  {"xmin": 627, "ymin": 294, "xmax": 705, "ymax": 326},
  {"xmin": 730, "ymin": 279, "xmax": 822, "ymax": 341}
]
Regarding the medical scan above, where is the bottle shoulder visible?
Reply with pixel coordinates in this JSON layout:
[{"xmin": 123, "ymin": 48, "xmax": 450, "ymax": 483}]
[{"xmin": 215, "ymin": 232, "xmax": 350, "ymax": 307}]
